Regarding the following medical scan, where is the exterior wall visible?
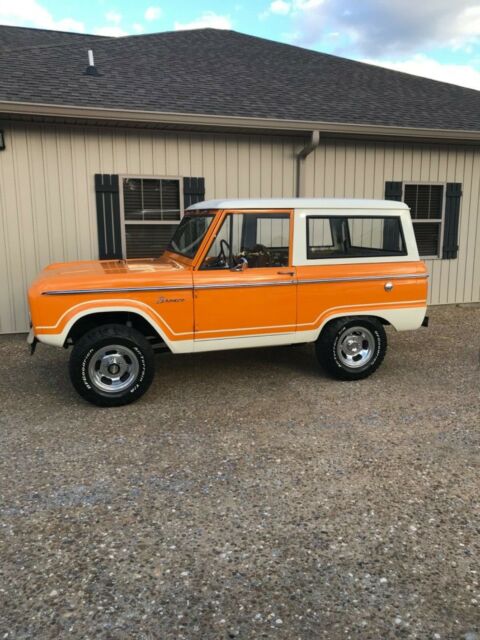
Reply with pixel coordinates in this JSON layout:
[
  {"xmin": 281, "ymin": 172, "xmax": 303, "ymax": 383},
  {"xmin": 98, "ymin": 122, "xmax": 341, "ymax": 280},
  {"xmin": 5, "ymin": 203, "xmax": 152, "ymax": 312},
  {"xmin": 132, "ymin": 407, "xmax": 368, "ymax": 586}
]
[
  {"xmin": 0, "ymin": 122, "xmax": 479, "ymax": 333},
  {"xmin": 303, "ymin": 139, "xmax": 480, "ymax": 306},
  {"xmin": 0, "ymin": 122, "xmax": 301, "ymax": 333}
]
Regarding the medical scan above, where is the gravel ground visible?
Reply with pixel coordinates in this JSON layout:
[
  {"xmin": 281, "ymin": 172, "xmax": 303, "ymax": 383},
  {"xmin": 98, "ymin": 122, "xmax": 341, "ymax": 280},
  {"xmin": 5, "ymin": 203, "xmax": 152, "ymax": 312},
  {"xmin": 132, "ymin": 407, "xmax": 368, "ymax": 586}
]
[{"xmin": 0, "ymin": 306, "xmax": 479, "ymax": 640}]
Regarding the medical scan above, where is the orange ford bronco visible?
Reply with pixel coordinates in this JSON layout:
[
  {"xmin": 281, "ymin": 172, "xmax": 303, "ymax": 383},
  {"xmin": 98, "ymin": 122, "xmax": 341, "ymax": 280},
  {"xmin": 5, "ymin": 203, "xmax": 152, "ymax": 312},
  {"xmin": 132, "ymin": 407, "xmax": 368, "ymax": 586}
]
[{"xmin": 28, "ymin": 198, "xmax": 428, "ymax": 406}]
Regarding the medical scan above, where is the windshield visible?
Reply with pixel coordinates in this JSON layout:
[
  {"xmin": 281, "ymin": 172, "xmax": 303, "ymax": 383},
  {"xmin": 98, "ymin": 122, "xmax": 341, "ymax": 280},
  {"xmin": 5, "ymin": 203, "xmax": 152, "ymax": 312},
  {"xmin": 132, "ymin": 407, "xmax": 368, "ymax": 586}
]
[{"xmin": 167, "ymin": 212, "xmax": 215, "ymax": 259}]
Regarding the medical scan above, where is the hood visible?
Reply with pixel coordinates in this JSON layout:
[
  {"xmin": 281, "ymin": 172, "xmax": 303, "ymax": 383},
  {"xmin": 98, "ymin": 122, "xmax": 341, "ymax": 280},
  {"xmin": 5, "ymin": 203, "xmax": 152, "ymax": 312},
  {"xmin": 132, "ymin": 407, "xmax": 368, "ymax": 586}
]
[{"xmin": 30, "ymin": 256, "xmax": 191, "ymax": 294}]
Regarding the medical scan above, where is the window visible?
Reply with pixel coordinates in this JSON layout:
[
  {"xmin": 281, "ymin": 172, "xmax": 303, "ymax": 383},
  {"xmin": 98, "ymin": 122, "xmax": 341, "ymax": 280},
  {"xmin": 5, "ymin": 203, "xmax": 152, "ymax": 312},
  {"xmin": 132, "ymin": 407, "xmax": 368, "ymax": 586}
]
[
  {"xmin": 167, "ymin": 213, "xmax": 215, "ymax": 259},
  {"xmin": 122, "ymin": 177, "xmax": 181, "ymax": 258},
  {"xmin": 202, "ymin": 212, "xmax": 290, "ymax": 269},
  {"xmin": 403, "ymin": 184, "xmax": 443, "ymax": 257},
  {"xmin": 307, "ymin": 216, "xmax": 406, "ymax": 259}
]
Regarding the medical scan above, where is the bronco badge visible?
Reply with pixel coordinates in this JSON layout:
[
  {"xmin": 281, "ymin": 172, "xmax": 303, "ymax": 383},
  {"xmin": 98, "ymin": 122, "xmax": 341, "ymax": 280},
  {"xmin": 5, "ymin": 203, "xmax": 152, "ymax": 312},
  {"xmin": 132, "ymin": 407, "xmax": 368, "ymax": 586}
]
[{"xmin": 156, "ymin": 296, "xmax": 185, "ymax": 304}]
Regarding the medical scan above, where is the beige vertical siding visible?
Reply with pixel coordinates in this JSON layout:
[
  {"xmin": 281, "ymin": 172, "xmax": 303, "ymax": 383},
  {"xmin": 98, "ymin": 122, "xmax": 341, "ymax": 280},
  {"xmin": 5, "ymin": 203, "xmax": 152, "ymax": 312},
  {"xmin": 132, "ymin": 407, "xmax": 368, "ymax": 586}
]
[
  {"xmin": 0, "ymin": 123, "xmax": 479, "ymax": 333},
  {"xmin": 0, "ymin": 123, "xmax": 300, "ymax": 333},
  {"xmin": 304, "ymin": 139, "xmax": 480, "ymax": 307}
]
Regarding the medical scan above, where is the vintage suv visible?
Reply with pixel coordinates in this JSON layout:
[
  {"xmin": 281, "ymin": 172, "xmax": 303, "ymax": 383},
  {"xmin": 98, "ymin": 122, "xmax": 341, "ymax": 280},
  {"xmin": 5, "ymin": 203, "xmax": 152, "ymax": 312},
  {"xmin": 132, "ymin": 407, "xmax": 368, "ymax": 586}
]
[{"xmin": 28, "ymin": 199, "xmax": 428, "ymax": 406}]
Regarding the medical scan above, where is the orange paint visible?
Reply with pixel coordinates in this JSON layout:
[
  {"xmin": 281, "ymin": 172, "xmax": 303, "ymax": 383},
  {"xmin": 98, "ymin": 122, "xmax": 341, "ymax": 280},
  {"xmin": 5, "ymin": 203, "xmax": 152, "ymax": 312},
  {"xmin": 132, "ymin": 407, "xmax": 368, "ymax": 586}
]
[{"xmin": 28, "ymin": 207, "xmax": 428, "ymax": 348}]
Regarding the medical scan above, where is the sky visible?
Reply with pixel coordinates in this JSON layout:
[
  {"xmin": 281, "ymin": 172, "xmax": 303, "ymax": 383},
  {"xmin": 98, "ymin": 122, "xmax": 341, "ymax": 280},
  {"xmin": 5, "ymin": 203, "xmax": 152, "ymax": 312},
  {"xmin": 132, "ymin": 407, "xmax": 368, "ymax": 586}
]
[{"xmin": 1, "ymin": 0, "xmax": 480, "ymax": 90}]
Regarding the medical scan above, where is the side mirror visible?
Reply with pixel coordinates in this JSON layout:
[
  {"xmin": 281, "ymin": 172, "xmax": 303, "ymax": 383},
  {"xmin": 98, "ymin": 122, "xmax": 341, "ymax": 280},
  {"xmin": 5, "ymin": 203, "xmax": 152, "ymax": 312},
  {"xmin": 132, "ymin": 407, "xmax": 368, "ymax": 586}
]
[{"xmin": 230, "ymin": 257, "xmax": 248, "ymax": 272}]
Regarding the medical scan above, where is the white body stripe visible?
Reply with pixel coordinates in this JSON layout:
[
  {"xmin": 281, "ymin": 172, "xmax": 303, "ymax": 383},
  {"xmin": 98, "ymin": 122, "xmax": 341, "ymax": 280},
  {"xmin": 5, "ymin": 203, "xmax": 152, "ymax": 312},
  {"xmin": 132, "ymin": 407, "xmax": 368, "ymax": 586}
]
[{"xmin": 35, "ymin": 304, "xmax": 427, "ymax": 352}]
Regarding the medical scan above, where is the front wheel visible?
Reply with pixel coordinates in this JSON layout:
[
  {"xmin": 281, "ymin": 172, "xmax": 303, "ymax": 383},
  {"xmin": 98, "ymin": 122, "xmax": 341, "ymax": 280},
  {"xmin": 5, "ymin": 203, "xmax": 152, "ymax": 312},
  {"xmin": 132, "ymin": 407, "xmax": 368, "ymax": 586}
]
[
  {"xmin": 315, "ymin": 317, "xmax": 387, "ymax": 381},
  {"xmin": 69, "ymin": 324, "xmax": 155, "ymax": 406}
]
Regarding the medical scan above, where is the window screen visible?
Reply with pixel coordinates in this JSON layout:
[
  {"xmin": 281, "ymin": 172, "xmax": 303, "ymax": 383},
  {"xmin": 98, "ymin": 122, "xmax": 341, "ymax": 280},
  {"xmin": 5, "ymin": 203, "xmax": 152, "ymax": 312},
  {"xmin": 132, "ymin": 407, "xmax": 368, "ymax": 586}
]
[
  {"xmin": 122, "ymin": 177, "xmax": 181, "ymax": 258},
  {"xmin": 125, "ymin": 224, "xmax": 178, "ymax": 259},
  {"xmin": 404, "ymin": 184, "xmax": 443, "ymax": 256},
  {"xmin": 307, "ymin": 216, "xmax": 406, "ymax": 259}
]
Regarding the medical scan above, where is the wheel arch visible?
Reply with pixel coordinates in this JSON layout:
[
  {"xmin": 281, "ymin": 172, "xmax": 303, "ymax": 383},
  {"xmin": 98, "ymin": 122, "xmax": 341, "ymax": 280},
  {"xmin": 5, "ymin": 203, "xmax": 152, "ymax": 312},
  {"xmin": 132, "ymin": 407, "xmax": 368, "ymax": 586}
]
[
  {"xmin": 67, "ymin": 310, "xmax": 161, "ymax": 342},
  {"xmin": 55, "ymin": 307, "xmax": 171, "ymax": 350},
  {"xmin": 315, "ymin": 306, "xmax": 426, "ymax": 340}
]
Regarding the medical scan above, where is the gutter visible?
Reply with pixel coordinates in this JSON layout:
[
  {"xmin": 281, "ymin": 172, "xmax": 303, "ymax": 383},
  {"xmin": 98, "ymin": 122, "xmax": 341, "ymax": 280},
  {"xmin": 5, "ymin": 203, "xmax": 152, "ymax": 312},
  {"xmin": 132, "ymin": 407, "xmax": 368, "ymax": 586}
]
[
  {"xmin": 1, "ymin": 100, "xmax": 480, "ymax": 142},
  {"xmin": 296, "ymin": 130, "xmax": 320, "ymax": 197}
]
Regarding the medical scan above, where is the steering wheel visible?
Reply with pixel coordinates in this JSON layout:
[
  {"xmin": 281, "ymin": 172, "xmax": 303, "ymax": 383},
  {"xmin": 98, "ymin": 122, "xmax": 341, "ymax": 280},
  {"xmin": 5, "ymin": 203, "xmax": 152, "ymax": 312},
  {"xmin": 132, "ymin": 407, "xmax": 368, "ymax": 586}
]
[{"xmin": 215, "ymin": 238, "xmax": 232, "ymax": 267}]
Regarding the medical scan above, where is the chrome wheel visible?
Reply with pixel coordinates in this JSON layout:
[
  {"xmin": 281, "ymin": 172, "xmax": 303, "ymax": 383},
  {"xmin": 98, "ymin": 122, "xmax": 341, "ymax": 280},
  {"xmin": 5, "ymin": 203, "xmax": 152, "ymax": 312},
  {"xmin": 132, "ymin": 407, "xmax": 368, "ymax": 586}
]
[
  {"xmin": 336, "ymin": 326, "xmax": 375, "ymax": 369},
  {"xmin": 88, "ymin": 344, "xmax": 140, "ymax": 393}
]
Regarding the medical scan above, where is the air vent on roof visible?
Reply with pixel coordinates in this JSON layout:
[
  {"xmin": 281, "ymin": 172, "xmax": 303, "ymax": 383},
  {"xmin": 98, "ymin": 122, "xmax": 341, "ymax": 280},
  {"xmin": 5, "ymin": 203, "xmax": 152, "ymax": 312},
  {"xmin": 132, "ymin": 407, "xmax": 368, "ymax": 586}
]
[{"xmin": 84, "ymin": 49, "xmax": 99, "ymax": 76}]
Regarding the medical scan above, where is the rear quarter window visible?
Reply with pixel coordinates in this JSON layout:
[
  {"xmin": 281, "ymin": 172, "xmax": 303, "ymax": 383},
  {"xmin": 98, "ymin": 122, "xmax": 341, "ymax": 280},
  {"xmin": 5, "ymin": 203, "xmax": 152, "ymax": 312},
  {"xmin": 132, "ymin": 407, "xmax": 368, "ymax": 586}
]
[{"xmin": 306, "ymin": 216, "xmax": 407, "ymax": 259}]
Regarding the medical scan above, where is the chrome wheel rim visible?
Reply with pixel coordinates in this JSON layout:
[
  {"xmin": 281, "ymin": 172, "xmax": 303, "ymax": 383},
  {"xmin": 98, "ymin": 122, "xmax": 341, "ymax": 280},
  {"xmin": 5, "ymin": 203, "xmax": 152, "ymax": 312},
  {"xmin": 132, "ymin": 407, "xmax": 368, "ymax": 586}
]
[
  {"xmin": 336, "ymin": 326, "xmax": 375, "ymax": 369},
  {"xmin": 88, "ymin": 344, "xmax": 139, "ymax": 393}
]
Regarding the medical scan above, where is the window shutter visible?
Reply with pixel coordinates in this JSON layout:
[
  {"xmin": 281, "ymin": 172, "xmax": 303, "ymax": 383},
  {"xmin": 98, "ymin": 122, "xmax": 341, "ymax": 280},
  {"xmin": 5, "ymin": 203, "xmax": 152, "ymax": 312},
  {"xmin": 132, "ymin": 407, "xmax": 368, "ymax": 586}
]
[
  {"xmin": 385, "ymin": 181, "xmax": 403, "ymax": 201},
  {"xmin": 95, "ymin": 174, "xmax": 123, "ymax": 260},
  {"xmin": 442, "ymin": 183, "xmax": 462, "ymax": 259},
  {"xmin": 183, "ymin": 177, "xmax": 205, "ymax": 209},
  {"xmin": 383, "ymin": 182, "xmax": 403, "ymax": 249}
]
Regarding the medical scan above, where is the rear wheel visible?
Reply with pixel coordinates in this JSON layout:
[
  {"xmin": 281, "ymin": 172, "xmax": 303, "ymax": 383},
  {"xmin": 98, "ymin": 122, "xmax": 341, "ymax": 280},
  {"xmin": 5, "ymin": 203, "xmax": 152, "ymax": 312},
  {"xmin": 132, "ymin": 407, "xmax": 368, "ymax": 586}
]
[
  {"xmin": 69, "ymin": 324, "xmax": 155, "ymax": 406},
  {"xmin": 316, "ymin": 317, "xmax": 387, "ymax": 380}
]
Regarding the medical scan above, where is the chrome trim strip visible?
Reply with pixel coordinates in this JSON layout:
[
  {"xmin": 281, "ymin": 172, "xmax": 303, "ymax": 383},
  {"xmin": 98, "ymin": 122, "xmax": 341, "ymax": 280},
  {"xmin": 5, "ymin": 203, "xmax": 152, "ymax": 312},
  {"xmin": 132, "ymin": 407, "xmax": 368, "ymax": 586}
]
[
  {"xmin": 298, "ymin": 273, "xmax": 429, "ymax": 285},
  {"xmin": 42, "ymin": 285, "xmax": 193, "ymax": 296},
  {"xmin": 195, "ymin": 280, "xmax": 295, "ymax": 290},
  {"xmin": 42, "ymin": 273, "xmax": 427, "ymax": 296}
]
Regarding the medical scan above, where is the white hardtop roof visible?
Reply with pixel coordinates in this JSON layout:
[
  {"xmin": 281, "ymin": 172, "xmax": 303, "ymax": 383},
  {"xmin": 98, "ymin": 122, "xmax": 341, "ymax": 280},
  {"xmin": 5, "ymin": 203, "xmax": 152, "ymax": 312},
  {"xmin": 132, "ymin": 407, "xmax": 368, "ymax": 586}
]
[{"xmin": 187, "ymin": 198, "xmax": 409, "ymax": 212}]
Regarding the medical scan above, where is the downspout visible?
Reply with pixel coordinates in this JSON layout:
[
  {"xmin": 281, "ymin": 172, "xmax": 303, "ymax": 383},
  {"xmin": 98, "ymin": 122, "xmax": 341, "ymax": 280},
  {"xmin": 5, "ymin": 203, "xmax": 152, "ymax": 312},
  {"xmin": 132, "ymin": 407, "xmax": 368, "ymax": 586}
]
[{"xmin": 295, "ymin": 130, "xmax": 320, "ymax": 197}]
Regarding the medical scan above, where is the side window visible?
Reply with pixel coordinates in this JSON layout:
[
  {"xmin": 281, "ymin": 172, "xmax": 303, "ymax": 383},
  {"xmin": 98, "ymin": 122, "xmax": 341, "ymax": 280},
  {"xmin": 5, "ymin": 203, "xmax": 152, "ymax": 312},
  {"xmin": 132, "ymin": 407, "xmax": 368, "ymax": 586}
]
[
  {"xmin": 307, "ymin": 216, "xmax": 406, "ymax": 259},
  {"xmin": 203, "ymin": 213, "xmax": 290, "ymax": 269}
]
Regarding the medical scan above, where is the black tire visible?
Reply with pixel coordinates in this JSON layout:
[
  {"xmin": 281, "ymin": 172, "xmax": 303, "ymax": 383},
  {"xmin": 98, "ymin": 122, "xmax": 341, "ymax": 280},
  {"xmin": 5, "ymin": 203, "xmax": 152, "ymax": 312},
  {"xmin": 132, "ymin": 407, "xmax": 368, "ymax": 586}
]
[
  {"xmin": 69, "ymin": 324, "xmax": 155, "ymax": 407},
  {"xmin": 315, "ymin": 316, "xmax": 387, "ymax": 381}
]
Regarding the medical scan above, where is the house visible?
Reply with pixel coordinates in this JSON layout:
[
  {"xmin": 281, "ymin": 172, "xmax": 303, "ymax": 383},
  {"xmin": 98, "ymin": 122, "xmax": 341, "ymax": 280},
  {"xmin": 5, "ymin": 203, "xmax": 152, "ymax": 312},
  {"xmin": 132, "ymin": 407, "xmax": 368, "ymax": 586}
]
[{"xmin": 0, "ymin": 24, "xmax": 479, "ymax": 334}]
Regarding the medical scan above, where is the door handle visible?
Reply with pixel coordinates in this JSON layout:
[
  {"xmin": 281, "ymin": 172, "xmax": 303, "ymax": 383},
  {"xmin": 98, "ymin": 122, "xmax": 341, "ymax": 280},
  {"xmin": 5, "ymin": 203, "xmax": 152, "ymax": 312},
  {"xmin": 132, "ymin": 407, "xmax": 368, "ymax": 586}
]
[{"xmin": 277, "ymin": 271, "xmax": 295, "ymax": 276}]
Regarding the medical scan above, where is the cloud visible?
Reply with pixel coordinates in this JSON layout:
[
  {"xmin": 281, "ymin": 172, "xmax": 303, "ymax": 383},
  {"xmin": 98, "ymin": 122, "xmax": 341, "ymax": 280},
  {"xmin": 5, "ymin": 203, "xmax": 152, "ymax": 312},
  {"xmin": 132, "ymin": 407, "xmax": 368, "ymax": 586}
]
[
  {"xmin": 270, "ymin": 0, "xmax": 291, "ymax": 15},
  {"xmin": 174, "ymin": 11, "xmax": 232, "ymax": 31},
  {"xmin": 0, "ymin": 0, "xmax": 84, "ymax": 32},
  {"xmin": 105, "ymin": 10, "xmax": 122, "ymax": 25},
  {"xmin": 362, "ymin": 54, "xmax": 480, "ymax": 90},
  {"xmin": 132, "ymin": 23, "xmax": 144, "ymax": 34},
  {"xmin": 144, "ymin": 6, "xmax": 162, "ymax": 22},
  {"xmin": 93, "ymin": 25, "xmax": 127, "ymax": 37},
  {"xmin": 291, "ymin": 0, "xmax": 480, "ymax": 56},
  {"xmin": 259, "ymin": 0, "xmax": 291, "ymax": 20}
]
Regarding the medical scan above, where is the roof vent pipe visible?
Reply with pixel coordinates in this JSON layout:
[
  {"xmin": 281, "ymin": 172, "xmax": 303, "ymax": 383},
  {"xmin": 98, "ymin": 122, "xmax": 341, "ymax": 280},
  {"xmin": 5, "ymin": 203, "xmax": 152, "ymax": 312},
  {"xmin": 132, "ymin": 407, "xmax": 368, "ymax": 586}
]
[
  {"xmin": 295, "ymin": 130, "xmax": 320, "ymax": 197},
  {"xmin": 84, "ymin": 49, "xmax": 99, "ymax": 76}
]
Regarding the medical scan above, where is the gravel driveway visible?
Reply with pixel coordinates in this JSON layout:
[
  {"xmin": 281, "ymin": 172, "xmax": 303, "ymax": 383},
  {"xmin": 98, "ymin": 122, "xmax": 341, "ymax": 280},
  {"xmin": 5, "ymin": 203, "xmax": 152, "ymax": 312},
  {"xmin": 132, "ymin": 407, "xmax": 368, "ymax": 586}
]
[{"xmin": 0, "ymin": 306, "xmax": 479, "ymax": 640}]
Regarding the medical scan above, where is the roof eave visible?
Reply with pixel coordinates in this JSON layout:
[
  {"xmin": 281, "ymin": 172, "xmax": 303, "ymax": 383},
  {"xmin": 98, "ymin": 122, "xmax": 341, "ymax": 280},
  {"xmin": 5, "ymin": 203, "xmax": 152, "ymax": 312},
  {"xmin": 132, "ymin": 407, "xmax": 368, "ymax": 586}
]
[{"xmin": 1, "ymin": 100, "xmax": 480, "ymax": 142}]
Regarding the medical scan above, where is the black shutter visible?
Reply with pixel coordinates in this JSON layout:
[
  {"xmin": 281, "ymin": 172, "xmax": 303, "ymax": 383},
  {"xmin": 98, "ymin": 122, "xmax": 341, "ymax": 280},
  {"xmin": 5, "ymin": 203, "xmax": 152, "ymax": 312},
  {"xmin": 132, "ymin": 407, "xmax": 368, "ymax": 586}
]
[
  {"xmin": 183, "ymin": 177, "xmax": 205, "ymax": 209},
  {"xmin": 95, "ymin": 174, "xmax": 123, "ymax": 260},
  {"xmin": 385, "ymin": 181, "xmax": 403, "ymax": 201},
  {"xmin": 442, "ymin": 183, "xmax": 462, "ymax": 259},
  {"xmin": 383, "ymin": 181, "xmax": 403, "ymax": 250}
]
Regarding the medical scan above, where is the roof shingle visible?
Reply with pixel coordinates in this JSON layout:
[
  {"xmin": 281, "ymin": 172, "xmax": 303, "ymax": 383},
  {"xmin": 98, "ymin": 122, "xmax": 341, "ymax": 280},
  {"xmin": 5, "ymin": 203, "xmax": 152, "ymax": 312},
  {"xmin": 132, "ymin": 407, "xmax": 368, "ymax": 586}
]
[{"xmin": 0, "ymin": 26, "xmax": 479, "ymax": 132}]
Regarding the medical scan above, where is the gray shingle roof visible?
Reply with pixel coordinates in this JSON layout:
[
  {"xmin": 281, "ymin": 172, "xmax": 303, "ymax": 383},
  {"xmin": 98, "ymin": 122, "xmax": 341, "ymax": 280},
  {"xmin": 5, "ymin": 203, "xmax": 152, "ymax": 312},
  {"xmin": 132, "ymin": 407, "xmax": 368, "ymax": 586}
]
[
  {"xmin": 0, "ymin": 24, "xmax": 105, "ymax": 50},
  {"xmin": 1, "ymin": 25, "xmax": 479, "ymax": 132}
]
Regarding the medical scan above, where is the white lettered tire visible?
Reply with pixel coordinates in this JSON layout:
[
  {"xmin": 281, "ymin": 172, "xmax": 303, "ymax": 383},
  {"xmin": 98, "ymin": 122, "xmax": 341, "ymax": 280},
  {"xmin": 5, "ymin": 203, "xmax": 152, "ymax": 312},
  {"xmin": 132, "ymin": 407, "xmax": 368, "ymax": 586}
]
[
  {"xmin": 69, "ymin": 324, "xmax": 155, "ymax": 406},
  {"xmin": 316, "ymin": 317, "xmax": 387, "ymax": 380}
]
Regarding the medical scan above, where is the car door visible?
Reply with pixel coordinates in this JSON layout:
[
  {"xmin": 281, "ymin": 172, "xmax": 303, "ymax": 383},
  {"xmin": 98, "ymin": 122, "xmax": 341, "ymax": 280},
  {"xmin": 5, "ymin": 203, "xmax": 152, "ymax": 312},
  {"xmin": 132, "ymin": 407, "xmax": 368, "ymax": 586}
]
[{"xmin": 192, "ymin": 210, "xmax": 296, "ymax": 350}]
